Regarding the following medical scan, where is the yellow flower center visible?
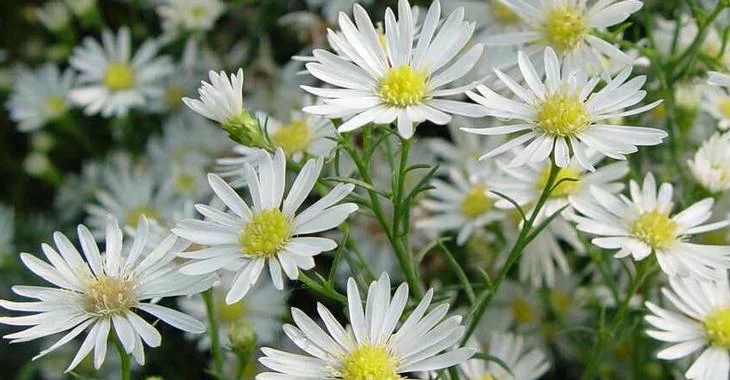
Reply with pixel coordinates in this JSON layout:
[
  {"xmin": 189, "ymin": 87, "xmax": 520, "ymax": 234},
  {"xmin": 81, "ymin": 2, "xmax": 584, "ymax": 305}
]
[
  {"xmin": 717, "ymin": 99, "xmax": 730, "ymax": 119},
  {"xmin": 543, "ymin": 6, "xmax": 587, "ymax": 53},
  {"xmin": 492, "ymin": 1, "xmax": 520, "ymax": 25},
  {"xmin": 460, "ymin": 185, "xmax": 493, "ymax": 218},
  {"xmin": 103, "ymin": 62, "xmax": 135, "ymax": 91},
  {"xmin": 175, "ymin": 172, "xmax": 196, "ymax": 193},
  {"xmin": 480, "ymin": 374, "xmax": 497, "ymax": 380},
  {"xmin": 85, "ymin": 276, "xmax": 137, "ymax": 315},
  {"xmin": 705, "ymin": 307, "xmax": 730, "ymax": 349},
  {"xmin": 46, "ymin": 95, "xmax": 66, "ymax": 115},
  {"xmin": 512, "ymin": 297, "xmax": 535, "ymax": 326},
  {"xmin": 549, "ymin": 289, "xmax": 572, "ymax": 316},
  {"xmin": 165, "ymin": 85, "xmax": 185, "ymax": 108},
  {"xmin": 341, "ymin": 345, "xmax": 400, "ymax": 380},
  {"xmin": 630, "ymin": 210, "xmax": 678, "ymax": 249},
  {"xmin": 240, "ymin": 209, "xmax": 292, "ymax": 257},
  {"xmin": 379, "ymin": 66, "xmax": 427, "ymax": 108},
  {"xmin": 271, "ymin": 120, "xmax": 313, "ymax": 155},
  {"xmin": 218, "ymin": 299, "xmax": 246, "ymax": 322},
  {"xmin": 126, "ymin": 207, "xmax": 159, "ymax": 227},
  {"xmin": 190, "ymin": 5, "xmax": 207, "ymax": 19},
  {"xmin": 536, "ymin": 166, "xmax": 581, "ymax": 197},
  {"xmin": 536, "ymin": 92, "xmax": 591, "ymax": 136}
]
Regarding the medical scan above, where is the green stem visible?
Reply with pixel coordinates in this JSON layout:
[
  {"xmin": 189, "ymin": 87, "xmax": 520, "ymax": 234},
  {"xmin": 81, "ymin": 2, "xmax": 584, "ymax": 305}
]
[
  {"xmin": 460, "ymin": 157, "xmax": 561, "ymax": 345},
  {"xmin": 580, "ymin": 262, "xmax": 655, "ymax": 380},
  {"xmin": 113, "ymin": 333, "xmax": 132, "ymax": 380},
  {"xmin": 203, "ymin": 289, "xmax": 227, "ymax": 380}
]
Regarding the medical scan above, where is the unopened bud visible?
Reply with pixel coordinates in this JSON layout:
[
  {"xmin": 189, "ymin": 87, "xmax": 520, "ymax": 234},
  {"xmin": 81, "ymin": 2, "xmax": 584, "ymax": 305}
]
[
  {"xmin": 228, "ymin": 320, "xmax": 257, "ymax": 361},
  {"xmin": 222, "ymin": 111, "xmax": 270, "ymax": 150}
]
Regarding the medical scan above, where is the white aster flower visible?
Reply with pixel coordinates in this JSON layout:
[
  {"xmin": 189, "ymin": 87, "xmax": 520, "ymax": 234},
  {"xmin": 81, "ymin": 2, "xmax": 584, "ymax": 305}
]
[
  {"xmin": 157, "ymin": 0, "xmax": 225, "ymax": 40},
  {"xmin": 644, "ymin": 277, "xmax": 730, "ymax": 380},
  {"xmin": 85, "ymin": 161, "xmax": 187, "ymax": 244},
  {"xmin": 464, "ymin": 48, "xmax": 666, "ymax": 170},
  {"xmin": 257, "ymin": 273, "xmax": 475, "ymax": 379},
  {"xmin": 701, "ymin": 86, "xmax": 730, "ymax": 130},
  {"xmin": 173, "ymin": 149, "xmax": 358, "ymax": 304},
  {"xmin": 183, "ymin": 68, "xmax": 247, "ymax": 125},
  {"xmin": 427, "ymin": 121, "xmax": 504, "ymax": 175},
  {"xmin": 417, "ymin": 167, "xmax": 503, "ymax": 246},
  {"xmin": 494, "ymin": 150, "xmax": 629, "ymax": 218},
  {"xmin": 483, "ymin": 0, "xmax": 643, "ymax": 75},
  {"xmin": 460, "ymin": 332, "xmax": 550, "ymax": 380},
  {"xmin": 265, "ymin": 105, "xmax": 338, "ymax": 161},
  {"xmin": 0, "ymin": 216, "xmax": 211, "ymax": 372},
  {"xmin": 302, "ymin": 0, "xmax": 487, "ymax": 139},
  {"xmin": 515, "ymin": 217, "xmax": 583, "ymax": 288},
  {"xmin": 69, "ymin": 27, "xmax": 174, "ymax": 117},
  {"xmin": 688, "ymin": 132, "xmax": 730, "ymax": 194},
  {"xmin": 572, "ymin": 172, "xmax": 730, "ymax": 281},
  {"xmin": 6, "ymin": 64, "xmax": 74, "ymax": 132}
]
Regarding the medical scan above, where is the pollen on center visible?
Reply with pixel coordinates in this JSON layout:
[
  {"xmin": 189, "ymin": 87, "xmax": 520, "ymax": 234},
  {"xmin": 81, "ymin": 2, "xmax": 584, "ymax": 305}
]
[
  {"xmin": 240, "ymin": 209, "xmax": 292, "ymax": 257},
  {"xmin": 379, "ymin": 66, "xmax": 427, "ymax": 108}
]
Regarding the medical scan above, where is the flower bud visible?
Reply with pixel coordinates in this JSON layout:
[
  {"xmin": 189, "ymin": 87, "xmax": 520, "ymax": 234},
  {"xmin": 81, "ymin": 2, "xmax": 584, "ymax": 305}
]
[{"xmin": 228, "ymin": 320, "xmax": 257, "ymax": 361}]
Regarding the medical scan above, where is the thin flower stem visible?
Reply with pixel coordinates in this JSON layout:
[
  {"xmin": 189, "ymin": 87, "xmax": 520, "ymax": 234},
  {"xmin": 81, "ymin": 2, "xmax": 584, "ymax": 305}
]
[
  {"xmin": 203, "ymin": 289, "xmax": 227, "ymax": 380},
  {"xmin": 580, "ymin": 262, "xmax": 656, "ymax": 380},
  {"xmin": 113, "ymin": 333, "xmax": 132, "ymax": 380},
  {"xmin": 460, "ymin": 156, "xmax": 560, "ymax": 345}
]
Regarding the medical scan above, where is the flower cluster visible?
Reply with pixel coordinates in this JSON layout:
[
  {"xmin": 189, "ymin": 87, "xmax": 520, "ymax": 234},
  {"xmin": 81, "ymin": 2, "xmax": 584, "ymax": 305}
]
[{"xmin": 2, "ymin": 0, "xmax": 730, "ymax": 379}]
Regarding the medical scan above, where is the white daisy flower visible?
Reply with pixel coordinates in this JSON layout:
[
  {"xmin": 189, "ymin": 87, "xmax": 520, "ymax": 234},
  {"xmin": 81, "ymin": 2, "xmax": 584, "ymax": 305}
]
[
  {"xmin": 69, "ymin": 27, "xmax": 174, "ymax": 117},
  {"xmin": 0, "ymin": 216, "xmax": 211, "ymax": 372},
  {"xmin": 257, "ymin": 273, "xmax": 475, "ymax": 379},
  {"xmin": 173, "ymin": 149, "xmax": 358, "ymax": 304},
  {"xmin": 464, "ymin": 48, "xmax": 666, "ymax": 170},
  {"xmin": 644, "ymin": 277, "xmax": 730, "ymax": 380},
  {"xmin": 688, "ymin": 132, "xmax": 730, "ymax": 194},
  {"xmin": 494, "ymin": 150, "xmax": 629, "ymax": 219},
  {"xmin": 157, "ymin": 0, "xmax": 225, "ymax": 34},
  {"xmin": 178, "ymin": 273, "xmax": 287, "ymax": 348},
  {"xmin": 444, "ymin": 0, "xmax": 524, "ymax": 36},
  {"xmin": 417, "ymin": 167, "xmax": 503, "ymax": 246},
  {"xmin": 460, "ymin": 332, "xmax": 550, "ymax": 380},
  {"xmin": 6, "ymin": 64, "xmax": 74, "ymax": 132},
  {"xmin": 302, "ymin": 0, "xmax": 488, "ymax": 139},
  {"xmin": 265, "ymin": 106, "xmax": 337, "ymax": 161},
  {"xmin": 701, "ymin": 86, "xmax": 730, "ymax": 129},
  {"xmin": 482, "ymin": 0, "xmax": 643, "ymax": 75},
  {"xmin": 85, "ymin": 161, "xmax": 187, "ymax": 244},
  {"xmin": 572, "ymin": 172, "xmax": 730, "ymax": 281}
]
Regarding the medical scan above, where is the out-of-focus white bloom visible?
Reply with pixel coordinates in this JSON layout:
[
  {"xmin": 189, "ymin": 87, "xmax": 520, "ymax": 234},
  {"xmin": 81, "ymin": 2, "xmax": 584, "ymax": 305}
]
[
  {"xmin": 178, "ymin": 273, "xmax": 287, "ymax": 348},
  {"xmin": 0, "ymin": 216, "xmax": 211, "ymax": 372},
  {"xmin": 688, "ymin": 132, "xmax": 730, "ymax": 193},
  {"xmin": 701, "ymin": 86, "xmax": 730, "ymax": 129},
  {"xmin": 36, "ymin": 2, "xmax": 71, "ymax": 32},
  {"xmin": 305, "ymin": 0, "xmax": 373, "ymax": 24},
  {"xmin": 85, "ymin": 160, "xmax": 188, "ymax": 244},
  {"xmin": 464, "ymin": 48, "xmax": 665, "ymax": 170},
  {"xmin": 655, "ymin": 14, "xmax": 730, "ymax": 65},
  {"xmin": 257, "ymin": 273, "xmax": 475, "ymax": 378},
  {"xmin": 157, "ymin": 0, "xmax": 225, "ymax": 37},
  {"xmin": 494, "ymin": 150, "xmax": 629, "ymax": 219},
  {"xmin": 69, "ymin": 27, "xmax": 174, "ymax": 117},
  {"xmin": 7, "ymin": 64, "xmax": 74, "ymax": 132},
  {"xmin": 265, "ymin": 107, "xmax": 337, "ymax": 161},
  {"xmin": 173, "ymin": 149, "xmax": 358, "ymax": 304},
  {"xmin": 302, "ymin": 0, "xmax": 487, "ymax": 139},
  {"xmin": 417, "ymin": 167, "xmax": 503, "ymax": 246},
  {"xmin": 23, "ymin": 152, "xmax": 53, "ymax": 177},
  {"xmin": 0, "ymin": 205, "xmax": 14, "ymax": 258},
  {"xmin": 427, "ymin": 121, "xmax": 503, "ymax": 175},
  {"xmin": 64, "ymin": 0, "xmax": 97, "ymax": 17},
  {"xmin": 645, "ymin": 277, "xmax": 730, "ymax": 380},
  {"xmin": 516, "ymin": 218, "xmax": 583, "ymax": 289},
  {"xmin": 444, "ymin": 0, "xmax": 524, "ymax": 36},
  {"xmin": 482, "ymin": 0, "xmax": 643, "ymax": 75},
  {"xmin": 460, "ymin": 332, "xmax": 550, "ymax": 380},
  {"xmin": 709, "ymin": 71, "xmax": 730, "ymax": 88},
  {"xmin": 573, "ymin": 172, "xmax": 730, "ymax": 281}
]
